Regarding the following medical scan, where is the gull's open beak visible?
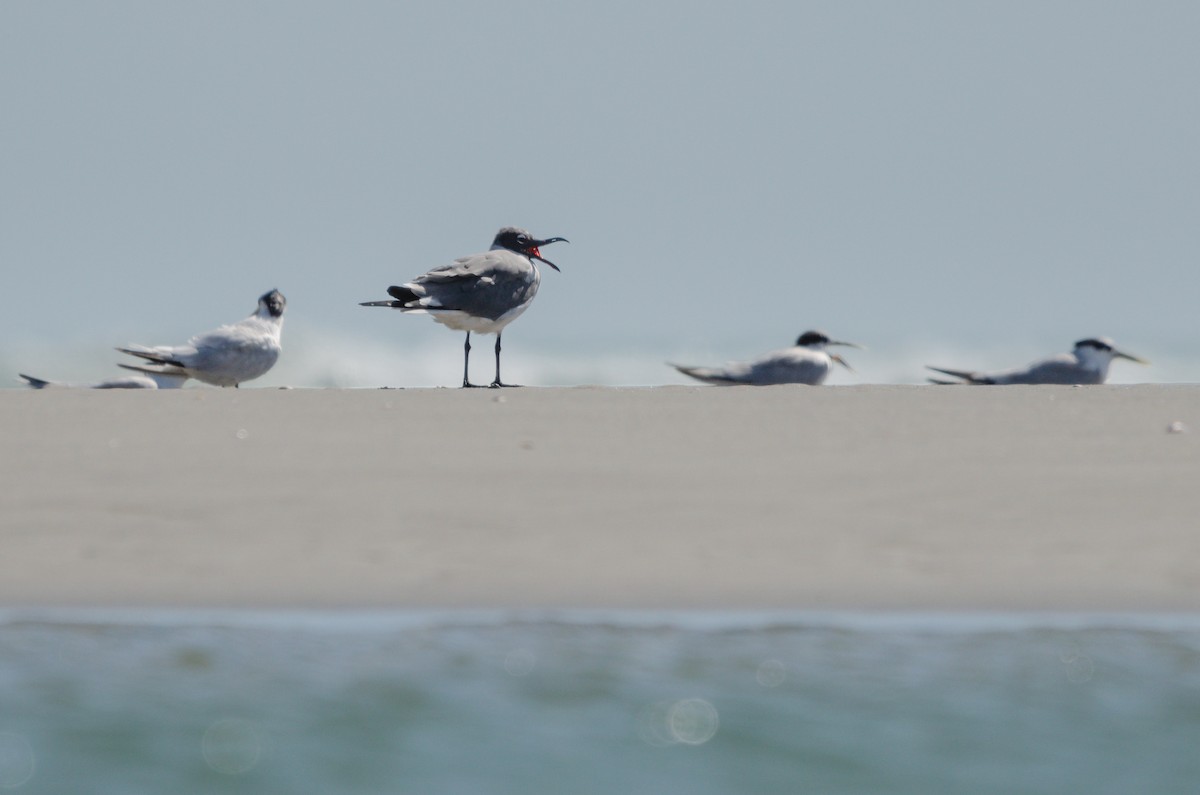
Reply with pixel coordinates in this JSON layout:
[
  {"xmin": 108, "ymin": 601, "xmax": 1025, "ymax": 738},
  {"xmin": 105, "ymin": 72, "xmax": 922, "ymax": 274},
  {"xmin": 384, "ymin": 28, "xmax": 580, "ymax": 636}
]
[
  {"xmin": 831, "ymin": 353, "xmax": 855, "ymax": 372},
  {"xmin": 829, "ymin": 340, "xmax": 865, "ymax": 350},
  {"xmin": 529, "ymin": 236, "xmax": 569, "ymax": 272}
]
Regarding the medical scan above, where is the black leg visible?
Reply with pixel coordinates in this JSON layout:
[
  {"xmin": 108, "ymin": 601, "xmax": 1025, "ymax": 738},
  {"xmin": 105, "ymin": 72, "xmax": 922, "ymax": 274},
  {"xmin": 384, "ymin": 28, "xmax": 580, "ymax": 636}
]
[
  {"xmin": 461, "ymin": 332, "xmax": 479, "ymax": 388},
  {"xmin": 490, "ymin": 333, "xmax": 520, "ymax": 388}
]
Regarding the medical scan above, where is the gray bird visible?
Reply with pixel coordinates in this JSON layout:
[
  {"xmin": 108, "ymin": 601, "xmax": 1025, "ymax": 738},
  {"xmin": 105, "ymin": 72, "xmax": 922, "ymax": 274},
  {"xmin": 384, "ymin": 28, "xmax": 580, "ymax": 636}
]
[
  {"xmin": 672, "ymin": 330, "xmax": 862, "ymax": 386},
  {"xmin": 927, "ymin": 337, "xmax": 1148, "ymax": 385},
  {"xmin": 18, "ymin": 371, "xmax": 187, "ymax": 389},
  {"xmin": 361, "ymin": 227, "xmax": 567, "ymax": 387},
  {"xmin": 117, "ymin": 289, "xmax": 286, "ymax": 387}
]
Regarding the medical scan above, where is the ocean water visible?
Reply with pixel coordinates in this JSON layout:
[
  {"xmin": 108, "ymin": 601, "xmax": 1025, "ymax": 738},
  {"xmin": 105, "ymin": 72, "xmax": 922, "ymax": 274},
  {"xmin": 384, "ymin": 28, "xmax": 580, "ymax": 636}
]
[{"xmin": 2, "ymin": 611, "xmax": 1200, "ymax": 794}]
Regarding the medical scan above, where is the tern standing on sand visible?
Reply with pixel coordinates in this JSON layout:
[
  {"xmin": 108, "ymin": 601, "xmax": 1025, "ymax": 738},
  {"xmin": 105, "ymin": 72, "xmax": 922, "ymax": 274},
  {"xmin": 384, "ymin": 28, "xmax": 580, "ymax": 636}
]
[
  {"xmin": 672, "ymin": 331, "xmax": 863, "ymax": 386},
  {"xmin": 116, "ymin": 289, "xmax": 286, "ymax": 387},
  {"xmin": 926, "ymin": 337, "xmax": 1148, "ymax": 384},
  {"xmin": 361, "ymin": 227, "xmax": 567, "ymax": 388}
]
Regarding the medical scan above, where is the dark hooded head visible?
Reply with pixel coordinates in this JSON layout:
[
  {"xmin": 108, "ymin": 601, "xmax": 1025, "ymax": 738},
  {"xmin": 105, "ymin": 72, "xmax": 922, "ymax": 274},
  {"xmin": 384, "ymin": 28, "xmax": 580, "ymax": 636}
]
[
  {"xmin": 492, "ymin": 227, "xmax": 568, "ymax": 271},
  {"xmin": 259, "ymin": 289, "xmax": 286, "ymax": 319}
]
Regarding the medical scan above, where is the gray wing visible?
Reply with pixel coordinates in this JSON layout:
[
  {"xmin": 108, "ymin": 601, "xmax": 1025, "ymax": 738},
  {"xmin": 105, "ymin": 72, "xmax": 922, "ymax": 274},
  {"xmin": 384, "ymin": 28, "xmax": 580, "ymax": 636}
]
[
  {"xmin": 18, "ymin": 373, "xmax": 55, "ymax": 388},
  {"xmin": 675, "ymin": 348, "xmax": 828, "ymax": 386},
  {"xmin": 990, "ymin": 354, "xmax": 1098, "ymax": 384},
  {"xmin": 741, "ymin": 349, "xmax": 829, "ymax": 385},
  {"xmin": 19, "ymin": 371, "xmax": 167, "ymax": 389},
  {"xmin": 92, "ymin": 375, "xmax": 166, "ymax": 389},
  {"xmin": 114, "ymin": 364, "xmax": 190, "ymax": 387},
  {"xmin": 117, "ymin": 360, "xmax": 190, "ymax": 378},
  {"xmin": 410, "ymin": 250, "xmax": 538, "ymax": 321},
  {"xmin": 183, "ymin": 321, "xmax": 279, "ymax": 379},
  {"xmin": 116, "ymin": 344, "xmax": 196, "ymax": 370},
  {"xmin": 121, "ymin": 318, "xmax": 278, "ymax": 386},
  {"xmin": 672, "ymin": 364, "xmax": 745, "ymax": 385}
]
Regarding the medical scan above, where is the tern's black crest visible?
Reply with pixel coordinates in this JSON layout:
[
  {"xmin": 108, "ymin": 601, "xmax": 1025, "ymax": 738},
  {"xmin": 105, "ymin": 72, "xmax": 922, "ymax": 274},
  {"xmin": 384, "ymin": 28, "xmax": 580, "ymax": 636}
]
[
  {"xmin": 1074, "ymin": 338, "xmax": 1113, "ymax": 352},
  {"xmin": 795, "ymin": 331, "xmax": 831, "ymax": 347},
  {"xmin": 260, "ymin": 289, "xmax": 287, "ymax": 318}
]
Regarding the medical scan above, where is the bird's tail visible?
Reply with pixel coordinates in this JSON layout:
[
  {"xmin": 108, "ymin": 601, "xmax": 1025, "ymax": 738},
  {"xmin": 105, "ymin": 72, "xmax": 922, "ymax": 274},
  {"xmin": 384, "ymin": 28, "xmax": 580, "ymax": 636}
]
[
  {"xmin": 360, "ymin": 285, "xmax": 421, "ymax": 309},
  {"xmin": 925, "ymin": 366, "xmax": 986, "ymax": 384},
  {"xmin": 117, "ymin": 362, "xmax": 189, "ymax": 379},
  {"xmin": 387, "ymin": 285, "xmax": 420, "ymax": 303},
  {"xmin": 117, "ymin": 346, "xmax": 187, "ymax": 368},
  {"xmin": 17, "ymin": 373, "xmax": 53, "ymax": 389},
  {"xmin": 671, "ymin": 364, "xmax": 741, "ymax": 386}
]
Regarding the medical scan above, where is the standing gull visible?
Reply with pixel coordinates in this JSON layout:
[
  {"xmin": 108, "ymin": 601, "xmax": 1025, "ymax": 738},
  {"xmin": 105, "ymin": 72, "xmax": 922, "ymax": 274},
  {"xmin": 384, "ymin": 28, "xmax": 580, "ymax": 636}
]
[
  {"xmin": 360, "ymin": 227, "xmax": 567, "ymax": 387},
  {"xmin": 116, "ymin": 289, "xmax": 286, "ymax": 387},
  {"xmin": 672, "ymin": 330, "xmax": 863, "ymax": 386},
  {"xmin": 926, "ymin": 337, "xmax": 1147, "ymax": 385}
]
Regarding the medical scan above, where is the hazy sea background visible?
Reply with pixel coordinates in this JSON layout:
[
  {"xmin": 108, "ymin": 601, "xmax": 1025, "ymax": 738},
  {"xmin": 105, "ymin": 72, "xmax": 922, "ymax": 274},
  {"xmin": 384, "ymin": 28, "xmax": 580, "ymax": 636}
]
[{"xmin": 3, "ymin": 610, "xmax": 1200, "ymax": 794}]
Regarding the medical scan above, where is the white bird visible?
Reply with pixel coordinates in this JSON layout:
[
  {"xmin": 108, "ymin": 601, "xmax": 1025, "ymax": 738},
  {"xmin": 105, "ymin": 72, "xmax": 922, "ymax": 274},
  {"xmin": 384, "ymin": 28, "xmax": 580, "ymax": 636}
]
[
  {"xmin": 18, "ymin": 371, "xmax": 188, "ymax": 389},
  {"xmin": 360, "ymin": 227, "xmax": 567, "ymax": 387},
  {"xmin": 927, "ymin": 337, "xmax": 1148, "ymax": 385},
  {"xmin": 672, "ymin": 330, "xmax": 862, "ymax": 386},
  {"xmin": 116, "ymin": 289, "xmax": 286, "ymax": 387}
]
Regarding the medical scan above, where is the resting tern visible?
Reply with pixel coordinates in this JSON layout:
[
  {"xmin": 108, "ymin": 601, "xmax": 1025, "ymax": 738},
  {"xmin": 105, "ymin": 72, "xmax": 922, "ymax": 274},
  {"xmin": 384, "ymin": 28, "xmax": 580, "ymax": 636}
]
[
  {"xmin": 360, "ymin": 227, "xmax": 567, "ymax": 387},
  {"xmin": 672, "ymin": 330, "xmax": 862, "ymax": 386},
  {"xmin": 18, "ymin": 371, "xmax": 188, "ymax": 389},
  {"xmin": 117, "ymin": 289, "xmax": 286, "ymax": 387},
  {"xmin": 926, "ymin": 337, "xmax": 1148, "ymax": 385}
]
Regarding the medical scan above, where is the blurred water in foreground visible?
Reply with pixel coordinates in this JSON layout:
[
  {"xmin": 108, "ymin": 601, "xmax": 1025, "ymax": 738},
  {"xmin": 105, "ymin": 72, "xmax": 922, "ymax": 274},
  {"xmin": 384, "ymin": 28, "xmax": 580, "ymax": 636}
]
[{"xmin": 2, "ymin": 610, "xmax": 1199, "ymax": 794}]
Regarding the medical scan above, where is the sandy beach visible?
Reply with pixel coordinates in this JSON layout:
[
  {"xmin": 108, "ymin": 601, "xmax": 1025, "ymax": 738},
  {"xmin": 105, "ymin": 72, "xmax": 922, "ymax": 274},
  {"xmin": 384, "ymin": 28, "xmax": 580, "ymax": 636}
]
[{"xmin": 2, "ymin": 385, "xmax": 1198, "ymax": 611}]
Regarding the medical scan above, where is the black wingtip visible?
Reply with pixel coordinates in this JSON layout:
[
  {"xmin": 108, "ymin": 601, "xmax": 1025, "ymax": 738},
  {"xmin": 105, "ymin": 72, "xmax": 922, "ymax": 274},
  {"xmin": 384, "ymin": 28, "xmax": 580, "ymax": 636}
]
[
  {"xmin": 925, "ymin": 366, "xmax": 994, "ymax": 385},
  {"xmin": 926, "ymin": 365, "xmax": 970, "ymax": 379},
  {"xmin": 117, "ymin": 348, "xmax": 186, "ymax": 368},
  {"xmin": 18, "ymin": 373, "xmax": 50, "ymax": 388},
  {"xmin": 386, "ymin": 285, "xmax": 419, "ymax": 303},
  {"xmin": 117, "ymin": 362, "xmax": 186, "ymax": 377},
  {"xmin": 673, "ymin": 365, "xmax": 741, "ymax": 385}
]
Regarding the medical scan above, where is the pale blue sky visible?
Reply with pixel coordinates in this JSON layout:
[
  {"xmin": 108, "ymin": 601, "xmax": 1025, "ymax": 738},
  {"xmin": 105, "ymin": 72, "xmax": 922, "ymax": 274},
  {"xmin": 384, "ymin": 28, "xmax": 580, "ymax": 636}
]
[{"xmin": 2, "ymin": 1, "xmax": 1198, "ymax": 385}]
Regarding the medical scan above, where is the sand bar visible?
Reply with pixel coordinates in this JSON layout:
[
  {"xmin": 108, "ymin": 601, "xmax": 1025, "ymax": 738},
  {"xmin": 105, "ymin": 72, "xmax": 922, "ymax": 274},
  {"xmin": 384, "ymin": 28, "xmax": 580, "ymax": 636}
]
[{"xmin": 2, "ymin": 385, "xmax": 1199, "ymax": 611}]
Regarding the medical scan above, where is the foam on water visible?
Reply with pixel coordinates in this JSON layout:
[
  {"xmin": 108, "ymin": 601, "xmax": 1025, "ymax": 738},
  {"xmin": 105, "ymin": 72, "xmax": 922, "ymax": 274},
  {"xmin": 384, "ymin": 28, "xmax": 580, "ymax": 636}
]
[{"xmin": 3, "ymin": 610, "xmax": 1200, "ymax": 794}]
